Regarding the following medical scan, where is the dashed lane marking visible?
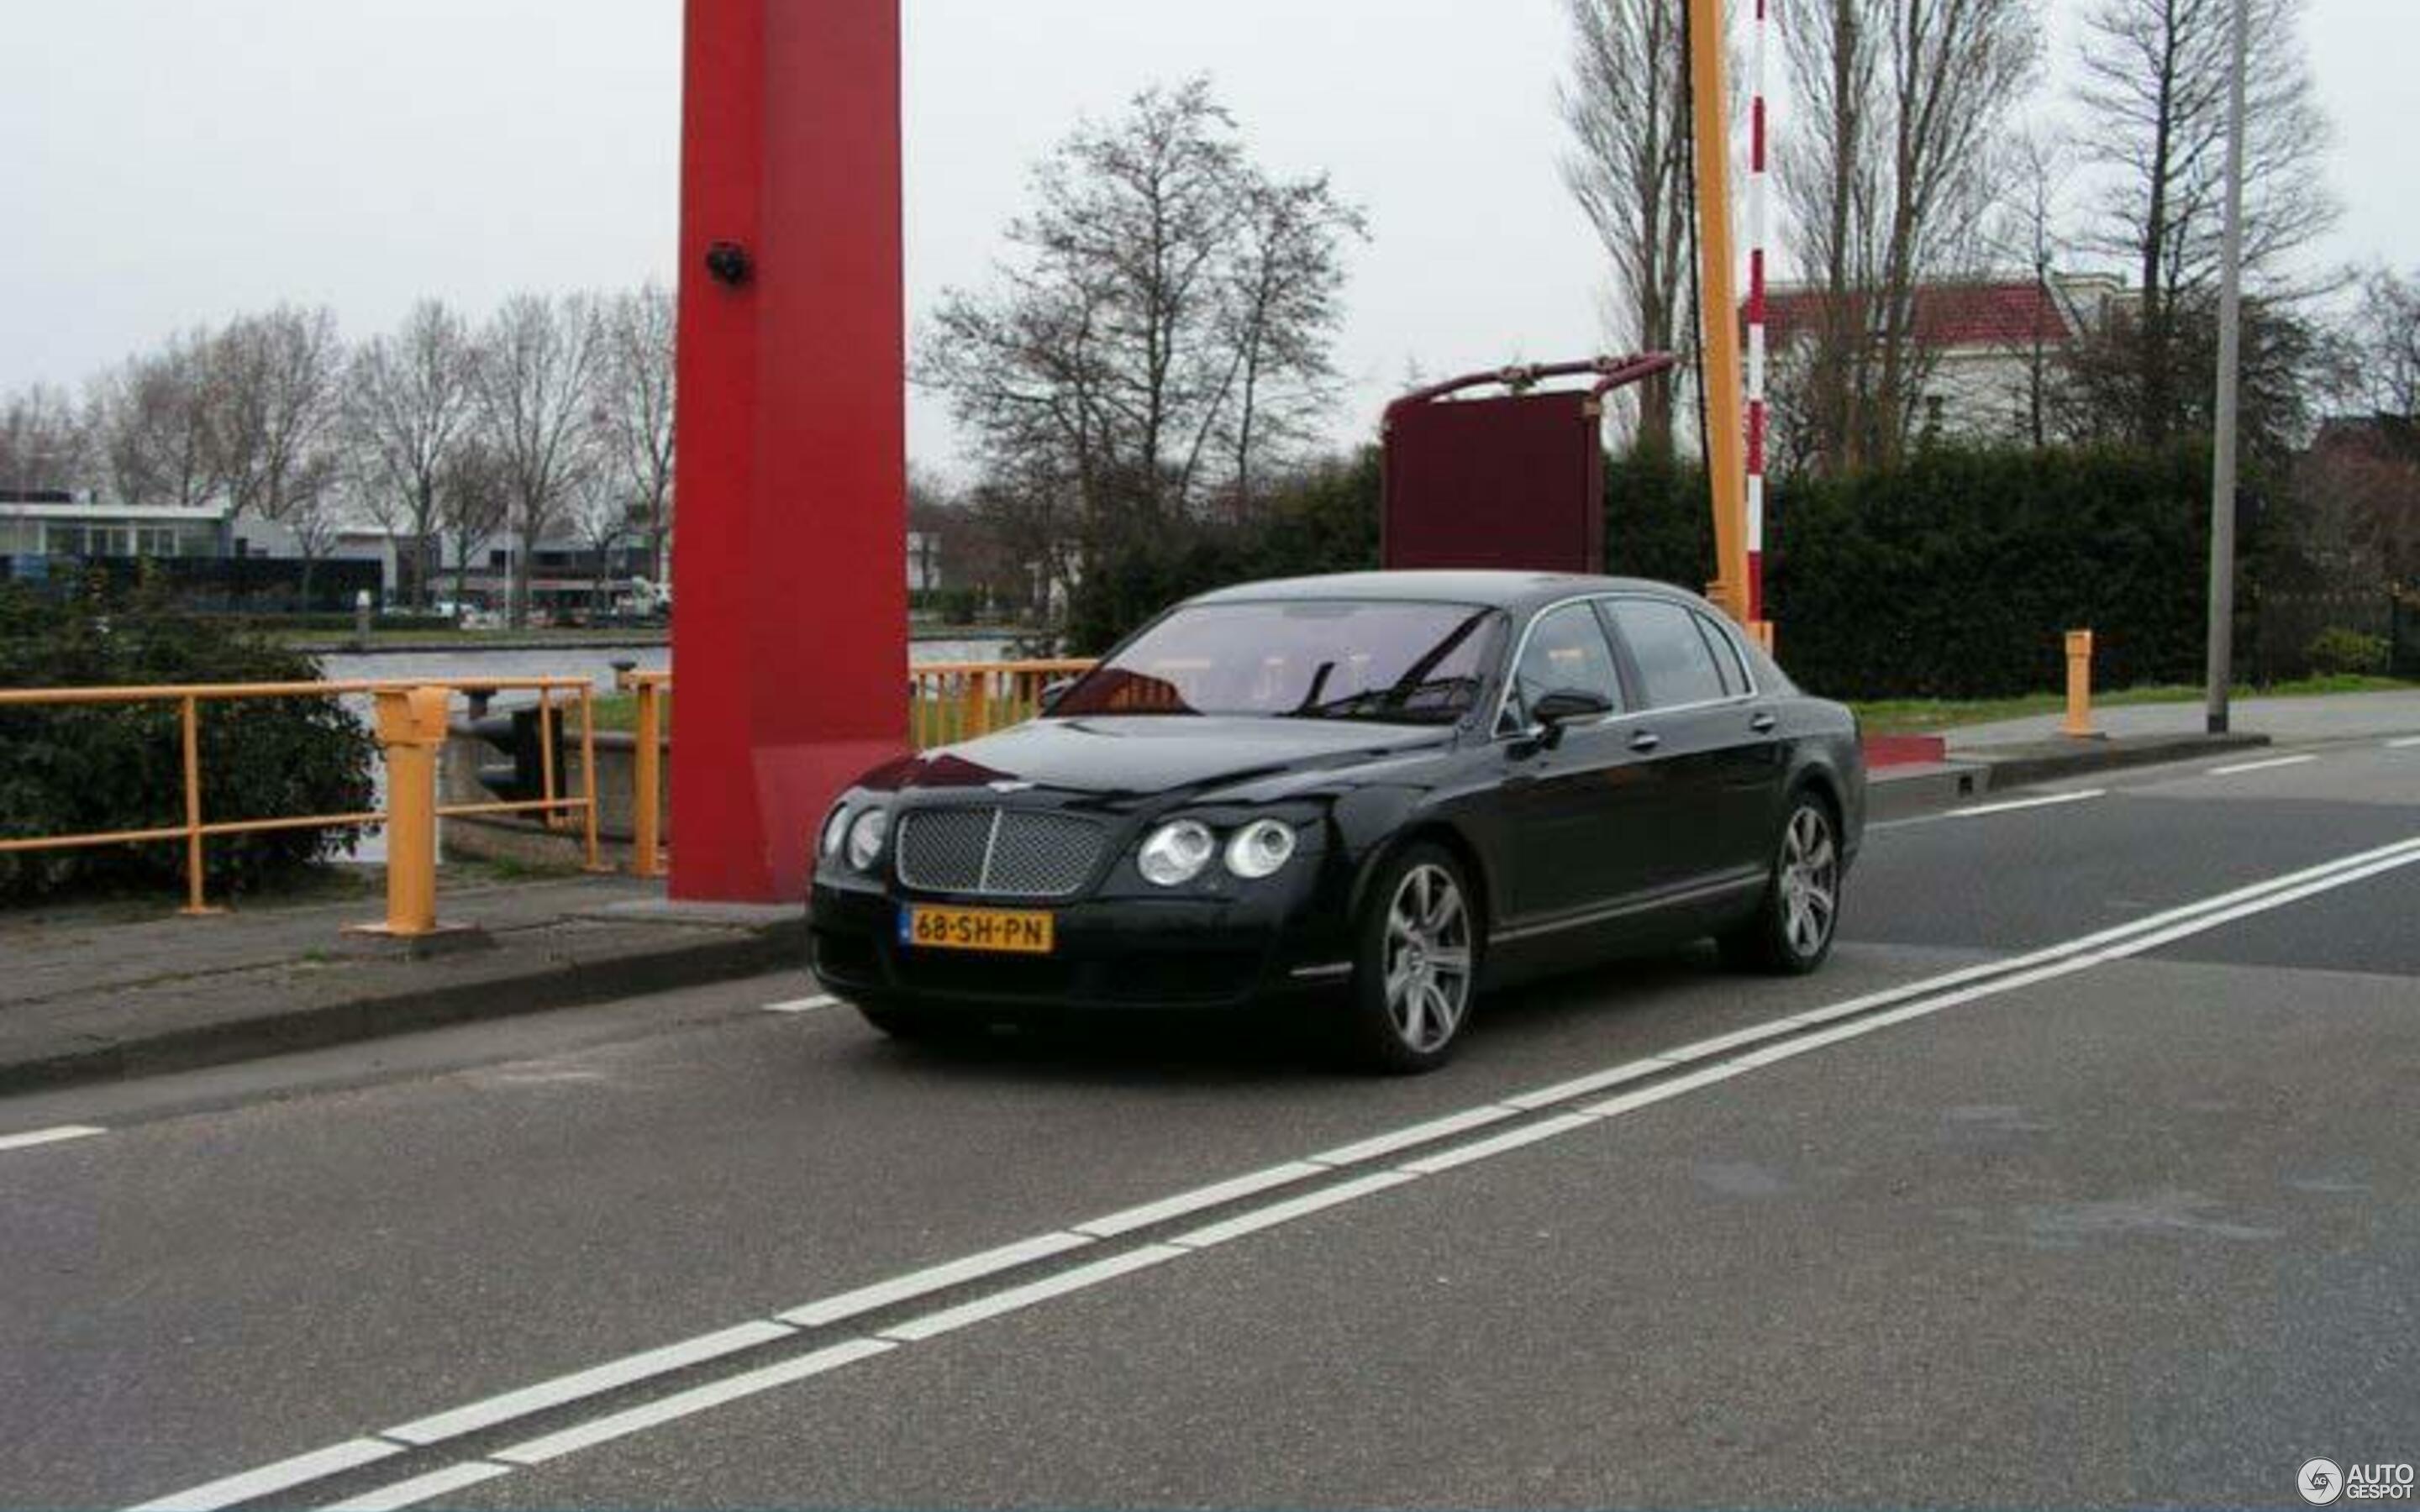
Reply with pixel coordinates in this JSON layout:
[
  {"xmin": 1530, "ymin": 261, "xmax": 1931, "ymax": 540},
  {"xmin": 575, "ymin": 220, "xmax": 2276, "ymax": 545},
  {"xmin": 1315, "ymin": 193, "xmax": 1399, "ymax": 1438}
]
[
  {"xmin": 1945, "ymin": 789, "xmax": 2107, "ymax": 819},
  {"xmin": 763, "ymin": 995, "xmax": 837, "ymax": 1015},
  {"xmin": 0, "ymin": 1124, "xmax": 106, "ymax": 1155},
  {"xmin": 2208, "ymin": 753, "xmax": 2320, "ymax": 777}
]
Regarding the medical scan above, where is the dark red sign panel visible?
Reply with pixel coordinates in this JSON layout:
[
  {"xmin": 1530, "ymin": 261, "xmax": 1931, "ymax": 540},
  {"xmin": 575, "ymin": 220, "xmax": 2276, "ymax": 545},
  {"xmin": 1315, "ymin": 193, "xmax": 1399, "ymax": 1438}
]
[{"xmin": 1381, "ymin": 391, "xmax": 1607, "ymax": 575}]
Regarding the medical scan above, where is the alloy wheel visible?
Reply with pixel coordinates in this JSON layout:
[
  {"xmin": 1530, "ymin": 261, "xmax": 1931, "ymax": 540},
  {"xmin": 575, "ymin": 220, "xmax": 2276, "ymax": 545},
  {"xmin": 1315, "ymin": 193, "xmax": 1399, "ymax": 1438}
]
[
  {"xmin": 1384, "ymin": 863, "xmax": 1474, "ymax": 1053},
  {"xmin": 1778, "ymin": 806, "xmax": 1839, "ymax": 959}
]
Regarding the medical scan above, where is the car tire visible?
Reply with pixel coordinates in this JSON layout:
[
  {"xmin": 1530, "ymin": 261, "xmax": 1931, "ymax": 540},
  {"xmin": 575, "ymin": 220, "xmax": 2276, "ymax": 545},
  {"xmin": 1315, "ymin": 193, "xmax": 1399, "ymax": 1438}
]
[
  {"xmin": 1720, "ymin": 790, "xmax": 1843, "ymax": 975},
  {"xmin": 1344, "ymin": 842, "xmax": 1482, "ymax": 1074}
]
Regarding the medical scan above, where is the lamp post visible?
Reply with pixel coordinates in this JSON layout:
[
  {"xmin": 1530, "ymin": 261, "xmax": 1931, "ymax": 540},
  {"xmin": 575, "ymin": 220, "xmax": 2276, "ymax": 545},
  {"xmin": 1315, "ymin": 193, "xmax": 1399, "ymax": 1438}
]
[{"xmin": 2204, "ymin": 0, "xmax": 2251, "ymax": 734}]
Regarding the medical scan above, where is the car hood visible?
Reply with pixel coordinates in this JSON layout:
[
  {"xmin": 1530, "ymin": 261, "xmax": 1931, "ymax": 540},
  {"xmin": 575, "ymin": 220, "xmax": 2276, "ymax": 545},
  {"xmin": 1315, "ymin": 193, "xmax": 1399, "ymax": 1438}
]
[{"xmin": 866, "ymin": 716, "xmax": 1454, "ymax": 805}]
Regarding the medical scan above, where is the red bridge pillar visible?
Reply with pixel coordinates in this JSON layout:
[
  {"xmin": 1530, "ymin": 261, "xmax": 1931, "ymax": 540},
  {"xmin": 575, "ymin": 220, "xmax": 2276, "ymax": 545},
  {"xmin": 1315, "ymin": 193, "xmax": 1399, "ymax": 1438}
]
[{"xmin": 672, "ymin": 0, "xmax": 907, "ymax": 901}]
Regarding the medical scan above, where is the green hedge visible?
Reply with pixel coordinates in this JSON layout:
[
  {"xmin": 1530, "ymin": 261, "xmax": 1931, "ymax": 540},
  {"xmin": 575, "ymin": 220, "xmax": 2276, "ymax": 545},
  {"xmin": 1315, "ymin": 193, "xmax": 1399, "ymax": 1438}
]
[
  {"xmin": 1613, "ymin": 444, "xmax": 2223, "ymax": 700},
  {"xmin": 0, "ymin": 579, "xmax": 377, "ymax": 905},
  {"xmin": 1065, "ymin": 440, "xmax": 2229, "ymax": 701}
]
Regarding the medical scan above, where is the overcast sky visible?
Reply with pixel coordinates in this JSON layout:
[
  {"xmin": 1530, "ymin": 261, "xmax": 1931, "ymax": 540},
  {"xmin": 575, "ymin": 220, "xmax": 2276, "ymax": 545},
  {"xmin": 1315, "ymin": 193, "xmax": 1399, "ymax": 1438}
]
[{"xmin": 3, "ymin": 0, "xmax": 2410, "ymax": 479}]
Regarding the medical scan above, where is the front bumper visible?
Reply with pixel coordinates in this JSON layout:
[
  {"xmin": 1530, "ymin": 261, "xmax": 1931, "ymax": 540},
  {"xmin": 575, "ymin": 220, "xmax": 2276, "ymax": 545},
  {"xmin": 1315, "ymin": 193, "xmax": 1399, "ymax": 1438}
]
[{"xmin": 809, "ymin": 864, "xmax": 1351, "ymax": 1015}]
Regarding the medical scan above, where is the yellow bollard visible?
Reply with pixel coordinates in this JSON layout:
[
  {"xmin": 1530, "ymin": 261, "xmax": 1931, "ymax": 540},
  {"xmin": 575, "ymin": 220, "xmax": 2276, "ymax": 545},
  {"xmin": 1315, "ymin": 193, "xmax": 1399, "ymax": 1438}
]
[
  {"xmin": 629, "ymin": 679, "xmax": 665, "ymax": 879},
  {"xmin": 368, "ymin": 685, "xmax": 451, "ymax": 937},
  {"xmin": 2065, "ymin": 630, "xmax": 2096, "ymax": 738}
]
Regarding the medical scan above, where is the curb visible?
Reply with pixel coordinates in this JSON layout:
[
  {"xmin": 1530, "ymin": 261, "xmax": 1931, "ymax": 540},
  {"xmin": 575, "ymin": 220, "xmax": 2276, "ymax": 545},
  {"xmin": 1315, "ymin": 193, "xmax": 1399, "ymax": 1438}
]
[
  {"xmin": 0, "ymin": 919, "xmax": 804, "ymax": 1098},
  {"xmin": 1867, "ymin": 729, "xmax": 2275, "ymax": 822},
  {"xmin": 1960, "ymin": 731, "xmax": 2270, "ymax": 789}
]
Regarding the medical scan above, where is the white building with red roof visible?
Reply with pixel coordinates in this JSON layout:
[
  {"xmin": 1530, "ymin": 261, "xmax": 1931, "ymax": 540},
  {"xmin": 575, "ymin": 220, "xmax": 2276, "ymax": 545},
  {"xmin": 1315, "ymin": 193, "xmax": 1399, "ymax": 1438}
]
[{"xmin": 1760, "ymin": 272, "xmax": 2123, "ymax": 449}]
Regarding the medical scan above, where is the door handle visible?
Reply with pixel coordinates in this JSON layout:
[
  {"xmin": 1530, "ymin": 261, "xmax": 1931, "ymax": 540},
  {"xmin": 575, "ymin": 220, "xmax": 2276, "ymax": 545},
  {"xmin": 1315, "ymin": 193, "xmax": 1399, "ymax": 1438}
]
[
  {"xmin": 1750, "ymin": 711, "xmax": 1779, "ymax": 734},
  {"xmin": 1628, "ymin": 730, "xmax": 1662, "ymax": 753}
]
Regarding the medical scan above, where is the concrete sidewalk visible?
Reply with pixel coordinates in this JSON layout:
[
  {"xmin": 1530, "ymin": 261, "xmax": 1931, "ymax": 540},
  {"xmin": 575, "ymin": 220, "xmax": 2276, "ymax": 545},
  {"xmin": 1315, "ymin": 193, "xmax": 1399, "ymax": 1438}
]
[
  {"xmin": 1945, "ymin": 687, "xmax": 2420, "ymax": 750},
  {"xmin": 0, "ymin": 874, "xmax": 803, "ymax": 1095}
]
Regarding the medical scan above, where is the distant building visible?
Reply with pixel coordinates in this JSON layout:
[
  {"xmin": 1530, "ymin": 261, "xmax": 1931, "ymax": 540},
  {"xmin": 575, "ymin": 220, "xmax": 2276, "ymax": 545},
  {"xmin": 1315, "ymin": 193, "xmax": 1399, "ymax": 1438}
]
[
  {"xmin": 1761, "ymin": 272, "xmax": 2124, "ymax": 446},
  {"xmin": 0, "ymin": 492, "xmax": 225, "ymax": 561}
]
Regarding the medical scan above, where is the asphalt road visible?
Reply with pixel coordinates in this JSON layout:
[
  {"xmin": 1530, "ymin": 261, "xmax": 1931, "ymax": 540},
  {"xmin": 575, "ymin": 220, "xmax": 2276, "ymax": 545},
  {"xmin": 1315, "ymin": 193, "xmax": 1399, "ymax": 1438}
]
[{"xmin": 3, "ymin": 733, "xmax": 2415, "ymax": 1509}]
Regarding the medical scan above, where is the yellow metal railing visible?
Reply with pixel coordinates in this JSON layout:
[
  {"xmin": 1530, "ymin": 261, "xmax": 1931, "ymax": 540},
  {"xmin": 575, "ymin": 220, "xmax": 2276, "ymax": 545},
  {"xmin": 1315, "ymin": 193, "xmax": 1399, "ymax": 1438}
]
[
  {"xmin": 613, "ymin": 668, "xmax": 672, "ymax": 879},
  {"xmin": 1, "ymin": 659, "xmax": 1102, "ymax": 929},
  {"xmin": 0, "ymin": 677, "xmax": 602, "ymax": 934},
  {"xmin": 908, "ymin": 659, "xmax": 1094, "ymax": 748}
]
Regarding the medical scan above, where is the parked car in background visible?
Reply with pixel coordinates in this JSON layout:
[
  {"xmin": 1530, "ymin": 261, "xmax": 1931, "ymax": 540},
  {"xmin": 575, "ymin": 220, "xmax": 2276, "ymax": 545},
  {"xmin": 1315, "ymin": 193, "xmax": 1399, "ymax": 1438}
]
[{"xmin": 809, "ymin": 571, "xmax": 1866, "ymax": 1071}]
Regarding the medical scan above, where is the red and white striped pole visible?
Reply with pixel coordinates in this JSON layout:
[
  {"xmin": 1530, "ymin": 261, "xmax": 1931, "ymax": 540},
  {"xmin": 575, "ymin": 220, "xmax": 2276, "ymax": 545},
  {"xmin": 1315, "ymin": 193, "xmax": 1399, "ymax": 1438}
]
[{"xmin": 1745, "ymin": 0, "xmax": 1771, "ymax": 637}]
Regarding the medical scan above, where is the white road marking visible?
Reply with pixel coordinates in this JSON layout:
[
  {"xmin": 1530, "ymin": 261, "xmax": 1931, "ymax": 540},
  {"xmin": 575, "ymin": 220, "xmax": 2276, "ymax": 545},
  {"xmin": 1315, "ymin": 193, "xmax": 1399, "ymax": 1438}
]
[
  {"xmin": 382, "ymin": 1320, "xmax": 797, "ymax": 1446},
  {"xmin": 2208, "ymin": 753, "xmax": 2318, "ymax": 777},
  {"xmin": 2387, "ymin": 735, "xmax": 2420, "ymax": 749},
  {"xmin": 1499, "ymin": 1058, "xmax": 1671, "ymax": 1111},
  {"xmin": 1169, "ymin": 1172, "xmax": 1422, "ymax": 1249},
  {"xmin": 764, "ymin": 995, "xmax": 837, "ymax": 1014},
  {"xmin": 119, "ymin": 832, "xmax": 2420, "ymax": 1512},
  {"xmin": 1310, "ymin": 1104, "xmax": 1523, "ymax": 1161},
  {"xmin": 879, "ymin": 1246, "xmax": 1189, "ymax": 1342},
  {"xmin": 1398, "ymin": 1113, "xmax": 1602, "ymax": 1175},
  {"xmin": 125, "ymin": 1440, "xmax": 402, "ymax": 1512},
  {"xmin": 776, "ymin": 1231, "xmax": 1094, "ymax": 1328},
  {"xmin": 1946, "ymin": 789, "xmax": 2106, "ymax": 819},
  {"xmin": 1072, "ymin": 1162, "xmax": 1329, "ymax": 1238},
  {"xmin": 492, "ymin": 1339, "xmax": 895, "ymax": 1467},
  {"xmin": 316, "ymin": 1462, "xmax": 512, "ymax": 1512},
  {"xmin": 0, "ymin": 1124, "xmax": 105, "ymax": 1154}
]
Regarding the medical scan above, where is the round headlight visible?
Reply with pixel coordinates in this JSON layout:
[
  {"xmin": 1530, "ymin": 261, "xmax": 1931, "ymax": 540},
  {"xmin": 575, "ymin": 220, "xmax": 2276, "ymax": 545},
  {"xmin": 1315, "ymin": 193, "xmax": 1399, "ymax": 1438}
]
[
  {"xmin": 1225, "ymin": 819, "xmax": 1297, "ymax": 880},
  {"xmin": 845, "ymin": 807, "xmax": 889, "ymax": 872},
  {"xmin": 1138, "ymin": 819, "xmax": 1217, "ymax": 887},
  {"xmin": 818, "ymin": 803, "xmax": 851, "ymax": 859}
]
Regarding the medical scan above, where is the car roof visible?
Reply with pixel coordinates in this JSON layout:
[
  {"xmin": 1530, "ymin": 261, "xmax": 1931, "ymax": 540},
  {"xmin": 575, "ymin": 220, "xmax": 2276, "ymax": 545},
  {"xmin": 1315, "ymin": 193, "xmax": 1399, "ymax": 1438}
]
[{"xmin": 1183, "ymin": 570, "xmax": 1705, "ymax": 616}]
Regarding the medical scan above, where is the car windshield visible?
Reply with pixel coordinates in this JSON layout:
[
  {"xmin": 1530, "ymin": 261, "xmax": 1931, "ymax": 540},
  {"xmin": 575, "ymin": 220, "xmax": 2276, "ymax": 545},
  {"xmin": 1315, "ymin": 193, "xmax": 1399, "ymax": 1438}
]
[{"xmin": 1051, "ymin": 601, "xmax": 1507, "ymax": 725}]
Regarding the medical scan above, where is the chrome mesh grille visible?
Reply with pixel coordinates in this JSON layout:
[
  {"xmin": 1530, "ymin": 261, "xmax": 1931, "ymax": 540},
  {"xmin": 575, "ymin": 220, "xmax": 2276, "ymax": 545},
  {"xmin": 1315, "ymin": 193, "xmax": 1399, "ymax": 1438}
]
[{"xmin": 896, "ymin": 808, "xmax": 1107, "ymax": 899}]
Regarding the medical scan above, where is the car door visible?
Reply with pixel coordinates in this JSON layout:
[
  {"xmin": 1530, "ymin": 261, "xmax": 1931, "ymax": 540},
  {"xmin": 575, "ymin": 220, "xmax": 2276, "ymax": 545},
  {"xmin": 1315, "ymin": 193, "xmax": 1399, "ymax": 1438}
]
[
  {"xmin": 1597, "ymin": 596, "xmax": 1770, "ymax": 898},
  {"xmin": 1492, "ymin": 600, "xmax": 1650, "ymax": 926}
]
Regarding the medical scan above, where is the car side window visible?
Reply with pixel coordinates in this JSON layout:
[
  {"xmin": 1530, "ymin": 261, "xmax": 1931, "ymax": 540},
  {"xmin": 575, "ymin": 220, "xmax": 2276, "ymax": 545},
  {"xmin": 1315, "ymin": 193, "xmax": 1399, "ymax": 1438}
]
[
  {"xmin": 1691, "ymin": 612, "xmax": 1750, "ymax": 697},
  {"xmin": 1504, "ymin": 602, "xmax": 1626, "ymax": 731},
  {"xmin": 1607, "ymin": 598, "xmax": 1731, "ymax": 710}
]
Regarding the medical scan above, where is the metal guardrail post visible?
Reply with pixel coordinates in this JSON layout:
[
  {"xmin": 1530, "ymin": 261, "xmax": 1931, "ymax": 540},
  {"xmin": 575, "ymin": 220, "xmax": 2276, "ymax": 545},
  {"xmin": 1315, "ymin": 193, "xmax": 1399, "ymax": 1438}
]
[
  {"xmin": 625, "ymin": 674, "xmax": 666, "ymax": 879},
  {"xmin": 2065, "ymin": 630, "xmax": 2096, "ymax": 738},
  {"xmin": 368, "ymin": 685, "xmax": 451, "ymax": 937},
  {"xmin": 178, "ymin": 695, "xmax": 219, "ymax": 916}
]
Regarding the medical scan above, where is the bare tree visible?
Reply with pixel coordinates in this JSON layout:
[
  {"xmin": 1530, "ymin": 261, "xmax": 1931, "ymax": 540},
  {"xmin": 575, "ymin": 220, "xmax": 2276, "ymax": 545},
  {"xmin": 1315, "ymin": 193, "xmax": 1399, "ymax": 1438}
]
[
  {"xmin": 1215, "ymin": 173, "xmax": 1366, "ymax": 518},
  {"xmin": 1986, "ymin": 128, "xmax": 2077, "ymax": 447},
  {"xmin": 471, "ymin": 293, "xmax": 603, "ymax": 626},
  {"xmin": 562, "ymin": 464, "xmax": 634, "ymax": 616},
  {"xmin": 595, "ymin": 282, "xmax": 676, "ymax": 590},
  {"xmin": 1780, "ymin": 0, "xmax": 2039, "ymax": 471},
  {"xmin": 436, "ymin": 437, "xmax": 512, "ymax": 614},
  {"xmin": 2074, "ymin": 0, "xmax": 2338, "ymax": 444},
  {"xmin": 200, "ymin": 307, "xmax": 350, "ymax": 597},
  {"xmin": 921, "ymin": 80, "xmax": 1361, "ymax": 571},
  {"xmin": 1558, "ymin": 0, "xmax": 1693, "ymax": 456},
  {"xmin": 0, "ymin": 383, "xmax": 90, "ymax": 496},
  {"xmin": 2353, "ymin": 268, "xmax": 2420, "ymax": 420},
  {"xmin": 350, "ymin": 300, "xmax": 475, "ymax": 609},
  {"xmin": 88, "ymin": 332, "xmax": 217, "ymax": 511}
]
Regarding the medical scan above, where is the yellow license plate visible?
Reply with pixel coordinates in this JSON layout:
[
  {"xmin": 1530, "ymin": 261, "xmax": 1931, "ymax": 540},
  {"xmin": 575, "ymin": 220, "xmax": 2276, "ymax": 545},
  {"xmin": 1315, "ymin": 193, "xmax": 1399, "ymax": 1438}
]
[{"xmin": 897, "ymin": 905, "xmax": 1056, "ymax": 955}]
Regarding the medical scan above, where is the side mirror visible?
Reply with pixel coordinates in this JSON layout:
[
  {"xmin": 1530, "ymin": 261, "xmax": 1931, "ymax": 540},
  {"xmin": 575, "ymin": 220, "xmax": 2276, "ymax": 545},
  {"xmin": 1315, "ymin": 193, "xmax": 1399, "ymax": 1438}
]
[
  {"xmin": 1526, "ymin": 688, "xmax": 1614, "ymax": 750},
  {"xmin": 1038, "ymin": 678, "xmax": 1076, "ymax": 716}
]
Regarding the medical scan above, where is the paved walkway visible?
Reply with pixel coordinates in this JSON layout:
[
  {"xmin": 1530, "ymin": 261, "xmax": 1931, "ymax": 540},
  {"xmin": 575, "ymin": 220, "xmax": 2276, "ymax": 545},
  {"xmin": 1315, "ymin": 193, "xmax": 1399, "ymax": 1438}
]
[
  {"xmin": 1947, "ymin": 689, "xmax": 2420, "ymax": 752},
  {"xmin": 0, "ymin": 873, "xmax": 802, "ymax": 1093}
]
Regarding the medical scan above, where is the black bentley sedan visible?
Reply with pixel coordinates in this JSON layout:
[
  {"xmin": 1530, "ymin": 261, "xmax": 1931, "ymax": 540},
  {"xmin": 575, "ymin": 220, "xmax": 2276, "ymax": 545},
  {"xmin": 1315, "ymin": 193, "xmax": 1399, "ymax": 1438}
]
[{"xmin": 810, "ymin": 571, "xmax": 1865, "ymax": 1071}]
